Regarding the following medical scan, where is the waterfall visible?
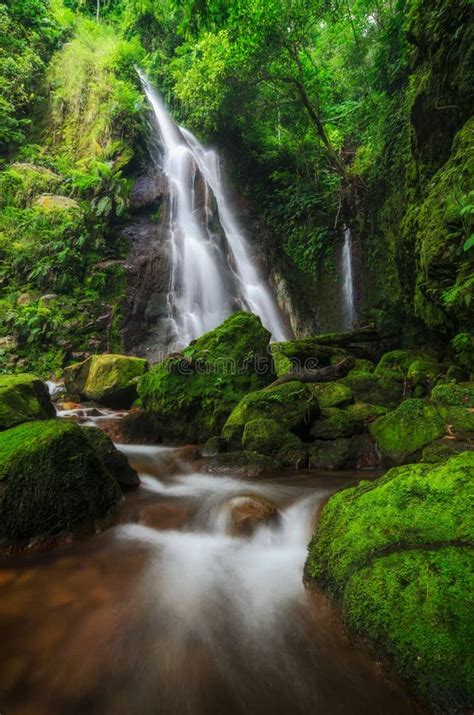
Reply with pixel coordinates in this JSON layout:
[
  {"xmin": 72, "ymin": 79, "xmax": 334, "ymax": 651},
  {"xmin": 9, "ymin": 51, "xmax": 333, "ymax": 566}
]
[
  {"xmin": 341, "ymin": 227, "xmax": 356, "ymax": 330},
  {"xmin": 138, "ymin": 72, "xmax": 290, "ymax": 350}
]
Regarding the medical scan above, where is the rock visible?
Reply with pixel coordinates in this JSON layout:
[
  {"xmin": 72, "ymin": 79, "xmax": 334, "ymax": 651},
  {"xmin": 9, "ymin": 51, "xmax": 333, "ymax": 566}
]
[
  {"xmin": 305, "ymin": 452, "xmax": 474, "ymax": 712},
  {"xmin": 242, "ymin": 418, "xmax": 307, "ymax": 468},
  {"xmin": 33, "ymin": 194, "xmax": 80, "ymax": 212},
  {"xmin": 422, "ymin": 438, "xmax": 474, "ymax": 463},
  {"xmin": 227, "ymin": 495, "xmax": 279, "ymax": 536},
  {"xmin": 310, "ymin": 408, "xmax": 363, "ymax": 439},
  {"xmin": 138, "ymin": 312, "xmax": 273, "ymax": 443},
  {"xmin": 2, "ymin": 163, "xmax": 61, "ymax": 208},
  {"xmin": 205, "ymin": 451, "xmax": 278, "ymax": 476},
  {"xmin": 81, "ymin": 427, "xmax": 139, "ymax": 490},
  {"xmin": 431, "ymin": 381, "xmax": 474, "ymax": 408},
  {"xmin": 345, "ymin": 402, "xmax": 388, "ymax": 421},
  {"xmin": 438, "ymin": 405, "xmax": 474, "ymax": 438},
  {"xmin": 406, "ymin": 358, "xmax": 447, "ymax": 387},
  {"xmin": 0, "ymin": 374, "xmax": 55, "ymax": 431},
  {"xmin": 0, "ymin": 335, "xmax": 17, "ymax": 351},
  {"xmin": 369, "ymin": 398, "xmax": 445, "ymax": 463},
  {"xmin": 16, "ymin": 293, "xmax": 32, "ymax": 306},
  {"xmin": 201, "ymin": 435, "xmax": 226, "ymax": 457},
  {"xmin": 270, "ymin": 339, "xmax": 346, "ymax": 377},
  {"xmin": 374, "ymin": 349, "xmax": 427, "ymax": 379},
  {"xmin": 309, "ymin": 381, "xmax": 353, "ymax": 408},
  {"xmin": 307, "ymin": 436, "xmax": 370, "ymax": 470},
  {"xmin": 222, "ymin": 380, "xmax": 319, "ymax": 449},
  {"xmin": 64, "ymin": 354, "xmax": 148, "ymax": 408},
  {"xmin": 119, "ymin": 410, "xmax": 158, "ymax": 444},
  {"xmin": 130, "ymin": 170, "xmax": 165, "ymax": 209},
  {"xmin": 0, "ymin": 420, "xmax": 122, "ymax": 542},
  {"xmin": 39, "ymin": 293, "xmax": 59, "ymax": 307},
  {"xmin": 341, "ymin": 372, "xmax": 403, "ymax": 408}
]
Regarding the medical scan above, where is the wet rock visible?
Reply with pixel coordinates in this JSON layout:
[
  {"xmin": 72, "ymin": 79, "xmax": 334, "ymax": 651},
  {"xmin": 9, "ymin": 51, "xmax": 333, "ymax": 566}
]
[
  {"xmin": 205, "ymin": 450, "xmax": 278, "ymax": 477},
  {"xmin": 369, "ymin": 398, "xmax": 445, "ymax": 463},
  {"xmin": 130, "ymin": 170, "xmax": 166, "ymax": 209},
  {"xmin": 119, "ymin": 410, "xmax": 158, "ymax": 444},
  {"xmin": 228, "ymin": 495, "xmax": 279, "ymax": 536},
  {"xmin": 242, "ymin": 418, "xmax": 307, "ymax": 468},
  {"xmin": 82, "ymin": 426, "xmax": 139, "ymax": 490},
  {"xmin": 0, "ymin": 374, "xmax": 55, "ymax": 431},
  {"xmin": 64, "ymin": 354, "xmax": 148, "ymax": 408},
  {"xmin": 201, "ymin": 435, "xmax": 226, "ymax": 457},
  {"xmin": 0, "ymin": 420, "xmax": 121, "ymax": 542}
]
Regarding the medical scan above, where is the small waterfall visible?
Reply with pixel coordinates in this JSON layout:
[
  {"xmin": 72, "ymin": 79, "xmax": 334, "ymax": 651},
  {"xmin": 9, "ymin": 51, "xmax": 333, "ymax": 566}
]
[
  {"xmin": 341, "ymin": 226, "xmax": 356, "ymax": 330},
  {"xmin": 139, "ymin": 72, "xmax": 290, "ymax": 350}
]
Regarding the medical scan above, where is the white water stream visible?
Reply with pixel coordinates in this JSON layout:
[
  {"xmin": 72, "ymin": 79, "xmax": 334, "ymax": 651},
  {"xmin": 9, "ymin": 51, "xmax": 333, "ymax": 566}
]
[
  {"xmin": 139, "ymin": 72, "xmax": 290, "ymax": 350},
  {"xmin": 341, "ymin": 227, "xmax": 356, "ymax": 330}
]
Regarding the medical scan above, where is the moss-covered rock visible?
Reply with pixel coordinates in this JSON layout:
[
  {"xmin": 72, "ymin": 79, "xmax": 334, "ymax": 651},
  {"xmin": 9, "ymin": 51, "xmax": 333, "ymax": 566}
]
[
  {"xmin": 138, "ymin": 312, "xmax": 273, "ymax": 443},
  {"xmin": 406, "ymin": 359, "xmax": 447, "ymax": 387},
  {"xmin": 242, "ymin": 418, "xmax": 307, "ymax": 468},
  {"xmin": 431, "ymin": 382, "xmax": 474, "ymax": 408},
  {"xmin": 222, "ymin": 380, "xmax": 318, "ymax": 449},
  {"xmin": 0, "ymin": 374, "xmax": 55, "ymax": 431},
  {"xmin": 82, "ymin": 426, "xmax": 139, "ymax": 490},
  {"xmin": 422, "ymin": 438, "xmax": 474, "ymax": 463},
  {"xmin": 308, "ymin": 438, "xmax": 356, "ymax": 470},
  {"xmin": 374, "ymin": 349, "xmax": 423, "ymax": 378},
  {"xmin": 33, "ymin": 194, "xmax": 81, "ymax": 212},
  {"xmin": 345, "ymin": 402, "xmax": 388, "ymax": 421},
  {"xmin": 310, "ymin": 381, "xmax": 353, "ymax": 408},
  {"xmin": 0, "ymin": 420, "xmax": 121, "ymax": 542},
  {"xmin": 341, "ymin": 372, "xmax": 403, "ymax": 408},
  {"xmin": 343, "ymin": 547, "xmax": 473, "ymax": 713},
  {"xmin": 369, "ymin": 398, "xmax": 445, "ymax": 462},
  {"xmin": 305, "ymin": 452, "xmax": 474, "ymax": 710},
  {"xmin": 310, "ymin": 408, "xmax": 364, "ymax": 440},
  {"xmin": 270, "ymin": 339, "xmax": 346, "ymax": 377},
  {"xmin": 64, "ymin": 354, "xmax": 148, "ymax": 408},
  {"xmin": 438, "ymin": 405, "xmax": 474, "ymax": 438}
]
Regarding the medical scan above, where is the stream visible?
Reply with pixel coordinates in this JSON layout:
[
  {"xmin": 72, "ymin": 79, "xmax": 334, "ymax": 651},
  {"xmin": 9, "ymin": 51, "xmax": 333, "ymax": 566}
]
[{"xmin": 0, "ymin": 406, "xmax": 427, "ymax": 715}]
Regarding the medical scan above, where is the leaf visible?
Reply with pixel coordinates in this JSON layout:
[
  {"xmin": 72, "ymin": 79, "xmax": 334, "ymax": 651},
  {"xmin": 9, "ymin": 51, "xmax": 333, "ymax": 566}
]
[{"xmin": 463, "ymin": 234, "xmax": 474, "ymax": 252}]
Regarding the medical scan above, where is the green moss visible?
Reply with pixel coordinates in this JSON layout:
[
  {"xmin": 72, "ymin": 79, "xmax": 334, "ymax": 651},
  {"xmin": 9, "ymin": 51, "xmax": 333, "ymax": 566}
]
[
  {"xmin": 222, "ymin": 379, "xmax": 318, "ymax": 449},
  {"xmin": 343, "ymin": 547, "xmax": 474, "ymax": 712},
  {"xmin": 242, "ymin": 417, "xmax": 305, "ymax": 467},
  {"xmin": 310, "ymin": 381, "xmax": 353, "ymax": 408},
  {"xmin": 64, "ymin": 354, "xmax": 148, "ymax": 407},
  {"xmin": 0, "ymin": 373, "xmax": 55, "ymax": 430},
  {"xmin": 0, "ymin": 420, "xmax": 121, "ymax": 541},
  {"xmin": 431, "ymin": 382, "xmax": 474, "ymax": 408},
  {"xmin": 345, "ymin": 402, "xmax": 388, "ymax": 421},
  {"xmin": 370, "ymin": 398, "xmax": 445, "ymax": 462},
  {"xmin": 308, "ymin": 436, "xmax": 366, "ymax": 470},
  {"xmin": 82, "ymin": 426, "xmax": 139, "ymax": 490},
  {"xmin": 438, "ymin": 406, "xmax": 474, "ymax": 436},
  {"xmin": 269, "ymin": 339, "xmax": 346, "ymax": 377},
  {"xmin": 422, "ymin": 438, "xmax": 473, "ymax": 463},
  {"xmin": 139, "ymin": 312, "xmax": 273, "ymax": 443},
  {"xmin": 341, "ymin": 372, "xmax": 403, "ymax": 408},
  {"xmin": 306, "ymin": 452, "xmax": 473, "ymax": 596},
  {"xmin": 0, "ymin": 163, "xmax": 61, "ymax": 209},
  {"xmin": 407, "ymin": 359, "xmax": 447, "ymax": 387},
  {"xmin": 375, "ymin": 349, "xmax": 424, "ymax": 378},
  {"xmin": 310, "ymin": 408, "xmax": 363, "ymax": 439}
]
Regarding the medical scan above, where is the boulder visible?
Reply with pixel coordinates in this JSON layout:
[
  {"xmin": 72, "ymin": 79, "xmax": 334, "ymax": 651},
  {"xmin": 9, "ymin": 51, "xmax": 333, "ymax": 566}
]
[
  {"xmin": 305, "ymin": 452, "xmax": 474, "ymax": 711},
  {"xmin": 310, "ymin": 381, "xmax": 353, "ymax": 408},
  {"xmin": 374, "ymin": 349, "xmax": 427, "ymax": 379},
  {"xmin": 33, "ymin": 194, "xmax": 80, "ymax": 212},
  {"xmin": 307, "ymin": 435, "xmax": 376, "ymax": 470},
  {"xmin": 222, "ymin": 380, "xmax": 319, "ymax": 449},
  {"xmin": 81, "ymin": 426, "xmax": 139, "ymax": 490},
  {"xmin": 0, "ymin": 374, "xmax": 55, "ymax": 431},
  {"xmin": 345, "ymin": 402, "xmax": 388, "ymax": 422},
  {"xmin": 0, "ymin": 420, "xmax": 121, "ymax": 542},
  {"xmin": 205, "ymin": 450, "xmax": 278, "ymax": 477},
  {"xmin": 341, "ymin": 372, "xmax": 403, "ymax": 408},
  {"xmin": 227, "ymin": 495, "xmax": 279, "ymax": 536},
  {"xmin": 431, "ymin": 381, "xmax": 474, "ymax": 408},
  {"xmin": 138, "ymin": 312, "xmax": 274, "ymax": 443},
  {"xmin": 64, "ymin": 354, "xmax": 148, "ymax": 408},
  {"xmin": 422, "ymin": 438, "xmax": 474, "ymax": 463},
  {"xmin": 369, "ymin": 398, "xmax": 445, "ymax": 462},
  {"xmin": 270, "ymin": 339, "xmax": 346, "ymax": 377},
  {"xmin": 242, "ymin": 418, "xmax": 307, "ymax": 468},
  {"xmin": 310, "ymin": 408, "xmax": 364, "ymax": 439}
]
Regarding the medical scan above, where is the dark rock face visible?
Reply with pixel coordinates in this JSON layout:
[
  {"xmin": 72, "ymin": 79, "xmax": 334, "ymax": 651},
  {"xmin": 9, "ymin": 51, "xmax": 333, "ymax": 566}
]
[{"xmin": 130, "ymin": 169, "xmax": 166, "ymax": 210}]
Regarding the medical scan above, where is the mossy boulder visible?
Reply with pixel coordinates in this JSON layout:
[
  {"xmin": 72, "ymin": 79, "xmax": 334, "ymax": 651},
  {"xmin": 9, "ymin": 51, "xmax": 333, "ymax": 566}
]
[
  {"xmin": 422, "ymin": 438, "xmax": 474, "ymax": 463},
  {"xmin": 406, "ymin": 359, "xmax": 447, "ymax": 387},
  {"xmin": 310, "ymin": 381, "xmax": 353, "ymax": 408},
  {"xmin": 138, "ymin": 312, "xmax": 273, "ymax": 443},
  {"xmin": 438, "ymin": 406, "xmax": 474, "ymax": 438},
  {"xmin": 222, "ymin": 380, "xmax": 319, "ymax": 450},
  {"xmin": 82, "ymin": 426, "xmax": 139, "ymax": 490},
  {"xmin": 306, "ymin": 452, "xmax": 474, "ymax": 711},
  {"xmin": 33, "ymin": 194, "xmax": 80, "ymax": 212},
  {"xmin": 242, "ymin": 418, "xmax": 307, "ymax": 468},
  {"xmin": 64, "ymin": 354, "xmax": 148, "ymax": 408},
  {"xmin": 0, "ymin": 374, "xmax": 55, "ymax": 431},
  {"xmin": 310, "ymin": 408, "xmax": 364, "ymax": 440},
  {"xmin": 341, "ymin": 372, "xmax": 403, "ymax": 408},
  {"xmin": 308, "ymin": 435, "xmax": 377, "ymax": 470},
  {"xmin": 345, "ymin": 402, "xmax": 388, "ymax": 422},
  {"xmin": 431, "ymin": 382, "xmax": 474, "ymax": 408},
  {"xmin": 0, "ymin": 420, "xmax": 121, "ymax": 542},
  {"xmin": 374, "ymin": 349, "xmax": 424, "ymax": 379},
  {"xmin": 369, "ymin": 398, "xmax": 445, "ymax": 462},
  {"xmin": 270, "ymin": 339, "xmax": 346, "ymax": 377}
]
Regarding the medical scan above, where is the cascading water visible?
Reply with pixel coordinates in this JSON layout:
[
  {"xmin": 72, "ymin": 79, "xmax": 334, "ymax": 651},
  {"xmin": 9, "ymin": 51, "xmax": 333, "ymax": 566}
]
[
  {"xmin": 139, "ymin": 72, "xmax": 290, "ymax": 350},
  {"xmin": 341, "ymin": 226, "xmax": 357, "ymax": 330}
]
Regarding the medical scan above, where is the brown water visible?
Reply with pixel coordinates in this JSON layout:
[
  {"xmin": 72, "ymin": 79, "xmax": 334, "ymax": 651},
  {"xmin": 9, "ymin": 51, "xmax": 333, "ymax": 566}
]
[{"xmin": 0, "ymin": 408, "xmax": 428, "ymax": 715}]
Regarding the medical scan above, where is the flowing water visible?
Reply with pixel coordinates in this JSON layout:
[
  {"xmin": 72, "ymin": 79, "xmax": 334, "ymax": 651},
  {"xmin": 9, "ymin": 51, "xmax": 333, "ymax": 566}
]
[
  {"xmin": 341, "ymin": 227, "xmax": 356, "ymax": 330},
  {"xmin": 0, "ymin": 406, "xmax": 427, "ymax": 715},
  {"xmin": 139, "ymin": 72, "xmax": 290, "ymax": 350}
]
